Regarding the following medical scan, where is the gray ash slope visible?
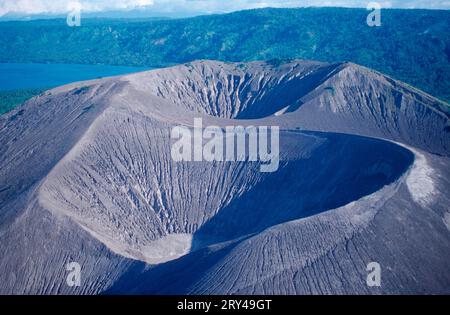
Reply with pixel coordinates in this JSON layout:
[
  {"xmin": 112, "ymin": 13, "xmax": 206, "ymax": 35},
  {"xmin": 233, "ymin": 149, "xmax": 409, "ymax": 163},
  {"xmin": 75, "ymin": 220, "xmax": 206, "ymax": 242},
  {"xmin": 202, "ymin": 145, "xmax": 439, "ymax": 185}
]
[{"xmin": 0, "ymin": 60, "xmax": 449, "ymax": 294}]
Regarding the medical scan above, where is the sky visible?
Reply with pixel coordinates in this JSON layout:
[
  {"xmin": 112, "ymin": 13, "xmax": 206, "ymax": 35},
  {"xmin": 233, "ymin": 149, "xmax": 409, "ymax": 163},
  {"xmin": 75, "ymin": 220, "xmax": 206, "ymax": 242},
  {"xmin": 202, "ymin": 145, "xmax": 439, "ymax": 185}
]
[{"xmin": 0, "ymin": 0, "xmax": 449, "ymax": 17}]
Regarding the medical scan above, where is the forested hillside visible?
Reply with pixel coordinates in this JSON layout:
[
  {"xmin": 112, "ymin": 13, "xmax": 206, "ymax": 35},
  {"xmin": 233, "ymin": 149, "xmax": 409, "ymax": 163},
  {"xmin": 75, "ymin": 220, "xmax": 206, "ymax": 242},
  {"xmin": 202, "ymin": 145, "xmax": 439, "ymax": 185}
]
[{"xmin": 0, "ymin": 7, "xmax": 449, "ymax": 102}]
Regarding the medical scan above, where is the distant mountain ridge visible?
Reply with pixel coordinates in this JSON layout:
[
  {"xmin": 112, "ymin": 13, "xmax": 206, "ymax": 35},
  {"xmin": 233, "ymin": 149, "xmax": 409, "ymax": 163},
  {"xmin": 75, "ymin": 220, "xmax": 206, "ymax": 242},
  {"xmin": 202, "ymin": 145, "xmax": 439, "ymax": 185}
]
[{"xmin": 0, "ymin": 7, "xmax": 449, "ymax": 102}]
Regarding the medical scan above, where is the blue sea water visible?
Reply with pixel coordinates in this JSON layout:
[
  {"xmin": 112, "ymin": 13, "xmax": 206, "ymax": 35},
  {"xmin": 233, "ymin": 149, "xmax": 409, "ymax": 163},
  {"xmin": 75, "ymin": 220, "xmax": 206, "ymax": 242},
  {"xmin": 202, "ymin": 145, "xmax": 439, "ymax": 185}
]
[{"xmin": 0, "ymin": 63, "xmax": 151, "ymax": 91}]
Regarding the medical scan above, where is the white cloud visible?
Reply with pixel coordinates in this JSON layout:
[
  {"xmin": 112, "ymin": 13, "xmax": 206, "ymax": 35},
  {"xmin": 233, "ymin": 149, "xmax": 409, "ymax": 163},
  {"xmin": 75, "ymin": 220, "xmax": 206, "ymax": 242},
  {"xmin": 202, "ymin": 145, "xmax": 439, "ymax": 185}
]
[
  {"xmin": 0, "ymin": 0, "xmax": 448, "ymax": 17},
  {"xmin": 0, "ymin": 0, "xmax": 154, "ymax": 16}
]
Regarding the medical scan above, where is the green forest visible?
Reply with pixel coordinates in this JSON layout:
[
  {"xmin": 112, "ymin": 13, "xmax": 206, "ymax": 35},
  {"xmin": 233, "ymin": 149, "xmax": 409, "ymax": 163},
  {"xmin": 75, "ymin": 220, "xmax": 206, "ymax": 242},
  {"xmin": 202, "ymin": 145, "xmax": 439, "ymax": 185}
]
[
  {"xmin": 0, "ymin": 89, "xmax": 44, "ymax": 115},
  {"xmin": 0, "ymin": 7, "xmax": 449, "ymax": 114}
]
